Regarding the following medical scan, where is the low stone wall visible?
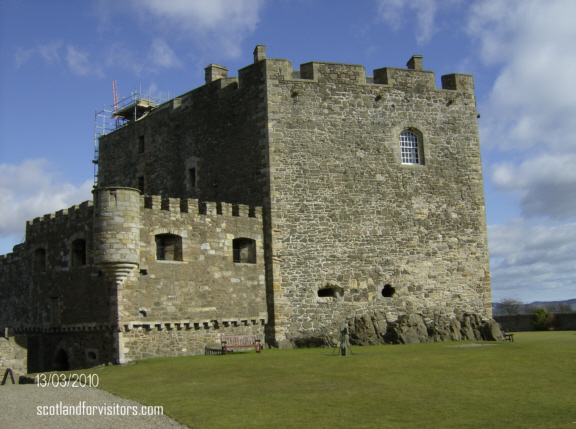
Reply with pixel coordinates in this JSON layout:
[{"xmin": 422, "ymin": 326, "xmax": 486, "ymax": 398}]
[
  {"xmin": 1, "ymin": 329, "xmax": 27, "ymax": 380},
  {"xmin": 120, "ymin": 324, "xmax": 265, "ymax": 362},
  {"xmin": 495, "ymin": 313, "xmax": 576, "ymax": 332}
]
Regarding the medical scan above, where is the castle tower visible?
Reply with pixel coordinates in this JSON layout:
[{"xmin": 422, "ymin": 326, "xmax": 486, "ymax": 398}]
[{"xmin": 93, "ymin": 187, "xmax": 141, "ymax": 286}]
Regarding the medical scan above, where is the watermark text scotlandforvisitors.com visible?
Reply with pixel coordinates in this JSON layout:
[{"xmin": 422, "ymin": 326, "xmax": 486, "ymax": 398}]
[{"xmin": 37, "ymin": 401, "xmax": 163, "ymax": 417}]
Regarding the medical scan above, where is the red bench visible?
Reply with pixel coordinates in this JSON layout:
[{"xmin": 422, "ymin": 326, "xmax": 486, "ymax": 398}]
[{"xmin": 221, "ymin": 335, "xmax": 262, "ymax": 354}]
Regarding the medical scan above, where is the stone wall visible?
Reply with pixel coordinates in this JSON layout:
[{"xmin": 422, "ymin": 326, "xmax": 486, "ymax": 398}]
[
  {"xmin": 97, "ymin": 59, "xmax": 268, "ymax": 208},
  {"xmin": 26, "ymin": 331, "xmax": 117, "ymax": 373},
  {"xmin": 0, "ymin": 329, "xmax": 27, "ymax": 379},
  {"xmin": 0, "ymin": 201, "xmax": 110, "ymax": 329},
  {"xmin": 495, "ymin": 314, "xmax": 576, "ymax": 332},
  {"xmin": 120, "ymin": 323, "xmax": 263, "ymax": 361},
  {"xmin": 0, "ymin": 187, "xmax": 266, "ymax": 369},
  {"xmin": 91, "ymin": 47, "xmax": 491, "ymax": 349},
  {"xmin": 263, "ymin": 56, "xmax": 491, "ymax": 346},
  {"xmin": 116, "ymin": 192, "xmax": 267, "ymax": 361}
]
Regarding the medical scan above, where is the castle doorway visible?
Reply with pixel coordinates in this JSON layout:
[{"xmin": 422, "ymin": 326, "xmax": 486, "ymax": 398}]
[{"xmin": 53, "ymin": 349, "xmax": 70, "ymax": 371}]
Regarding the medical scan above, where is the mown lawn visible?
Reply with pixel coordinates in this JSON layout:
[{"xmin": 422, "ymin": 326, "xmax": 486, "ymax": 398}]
[{"xmin": 69, "ymin": 331, "xmax": 575, "ymax": 428}]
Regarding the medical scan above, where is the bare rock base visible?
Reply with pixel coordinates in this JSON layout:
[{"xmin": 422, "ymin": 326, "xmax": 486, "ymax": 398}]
[{"xmin": 349, "ymin": 313, "xmax": 504, "ymax": 345}]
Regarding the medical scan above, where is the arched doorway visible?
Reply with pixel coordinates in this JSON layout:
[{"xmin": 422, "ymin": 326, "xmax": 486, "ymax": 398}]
[{"xmin": 53, "ymin": 348, "xmax": 70, "ymax": 371}]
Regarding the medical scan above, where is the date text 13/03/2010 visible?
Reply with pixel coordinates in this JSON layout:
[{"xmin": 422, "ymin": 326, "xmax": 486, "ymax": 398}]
[{"xmin": 35, "ymin": 373, "xmax": 99, "ymax": 388}]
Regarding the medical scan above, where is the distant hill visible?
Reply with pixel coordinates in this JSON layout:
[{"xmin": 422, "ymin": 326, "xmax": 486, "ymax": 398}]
[
  {"xmin": 492, "ymin": 298, "xmax": 576, "ymax": 316},
  {"xmin": 529, "ymin": 298, "xmax": 576, "ymax": 308}
]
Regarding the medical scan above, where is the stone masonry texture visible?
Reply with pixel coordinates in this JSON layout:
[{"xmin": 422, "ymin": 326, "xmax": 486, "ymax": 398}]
[{"xmin": 0, "ymin": 45, "xmax": 492, "ymax": 371}]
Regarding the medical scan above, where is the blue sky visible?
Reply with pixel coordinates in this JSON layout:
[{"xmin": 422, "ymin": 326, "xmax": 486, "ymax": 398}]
[{"xmin": 1, "ymin": 0, "xmax": 574, "ymax": 303}]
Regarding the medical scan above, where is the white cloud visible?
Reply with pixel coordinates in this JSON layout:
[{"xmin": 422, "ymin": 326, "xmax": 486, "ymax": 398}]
[
  {"xmin": 469, "ymin": 0, "xmax": 576, "ymax": 151},
  {"xmin": 467, "ymin": 1, "xmax": 576, "ymax": 303},
  {"xmin": 148, "ymin": 38, "xmax": 182, "ymax": 69},
  {"xmin": 15, "ymin": 40, "xmax": 63, "ymax": 70},
  {"xmin": 38, "ymin": 41, "xmax": 62, "ymax": 64},
  {"xmin": 491, "ymin": 153, "xmax": 576, "ymax": 219},
  {"xmin": 66, "ymin": 45, "xmax": 103, "ymax": 77},
  {"xmin": 0, "ymin": 159, "xmax": 93, "ymax": 253},
  {"xmin": 134, "ymin": 0, "xmax": 265, "ymax": 58},
  {"xmin": 376, "ymin": 0, "xmax": 449, "ymax": 44},
  {"xmin": 488, "ymin": 220, "xmax": 576, "ymax": 302}
]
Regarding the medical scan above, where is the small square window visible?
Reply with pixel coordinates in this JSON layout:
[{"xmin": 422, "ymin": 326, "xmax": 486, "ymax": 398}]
[
  {"xmin": 233, "ymin": 238, "xmax": 256, "ymax": 264},
  {"xmin": 155, "ymin": 234, "xmax": 183, "ymax": 261}
]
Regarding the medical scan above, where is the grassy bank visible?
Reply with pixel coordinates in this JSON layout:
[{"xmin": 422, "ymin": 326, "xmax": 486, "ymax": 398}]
[{"xmin": 70, "ymin": 331, "xmax": 575, "ymax": 428}]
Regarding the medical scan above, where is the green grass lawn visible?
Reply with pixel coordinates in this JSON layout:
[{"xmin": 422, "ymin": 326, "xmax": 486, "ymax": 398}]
[{"xmin": 69, "ymin": 331, "xmax": 575, "ymax": 428}]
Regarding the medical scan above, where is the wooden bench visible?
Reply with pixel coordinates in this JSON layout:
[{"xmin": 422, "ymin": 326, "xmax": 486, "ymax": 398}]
[
  {"xmin": 221, "ymin": 335, "xmax": 262, "ymax": 354},
  {"xmin": 503, "ymin": 332, "xmax": 514, "ymax": 342}
]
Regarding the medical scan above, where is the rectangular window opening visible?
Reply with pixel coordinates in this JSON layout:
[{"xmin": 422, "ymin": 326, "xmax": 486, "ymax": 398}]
[
  {"xmin": 138, "ymin": 176, "xmax": 145, "ymax": 194},
  {"xmin": 189, "ymin": 167, "xmax": 196, "ymax": 188},
  {"xmin": 138, "ymin": 135, "xmax": 145, "ymax": 153}
]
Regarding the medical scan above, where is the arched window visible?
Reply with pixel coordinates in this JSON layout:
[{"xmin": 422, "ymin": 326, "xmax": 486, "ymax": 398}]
[
  {"xmin": 155, "ymin": 234, "xmax": 183, "ymax": 261},
  {"xmin": 233, "ymin": 238, "xmax": 256, "ymax": 264},
  {"xmin": 400, "ymin": 130, "xmax": 423, "ymax": 165},
  {"xmin": 71, "ymin": 239, "xmax": 86, "ymax": 266}
]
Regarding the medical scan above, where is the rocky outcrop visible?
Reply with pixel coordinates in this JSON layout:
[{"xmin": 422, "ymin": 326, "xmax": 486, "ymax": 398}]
[
  {"xmin": 280, "ymin": 312, "xmax": 503, "ymax": 349},
  {"xmin": 348, "ymin": 312, "xmax": 503, "ymax": 345}
]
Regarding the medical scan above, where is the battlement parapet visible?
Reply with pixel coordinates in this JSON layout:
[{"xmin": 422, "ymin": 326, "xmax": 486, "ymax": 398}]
[
  {"xmin": 259, "ymin": 49, "xmax": 475, "ymax": 94},
  {"xmin": 25, "ymin": 200, "xmax": 94, "ymax": 237},
  {"xmin": 300, "ymin": 61, "xmax": 367, "ymax": 85},
  {"xmin": 142, "ymin": 195, "xmax": 262, "ymax": 220},
  {"xmin": 441, "ymin": 73, "xmax": 475, "ymax": 92},
  {"xmin": 0, "ymin": 248, "xmax": 22, "ymax": 262}
]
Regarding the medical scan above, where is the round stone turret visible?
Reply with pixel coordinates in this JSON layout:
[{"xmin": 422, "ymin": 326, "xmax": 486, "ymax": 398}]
[{"xmin": 93, "ymin": 187, "xmax": 141, "ymax": 284}]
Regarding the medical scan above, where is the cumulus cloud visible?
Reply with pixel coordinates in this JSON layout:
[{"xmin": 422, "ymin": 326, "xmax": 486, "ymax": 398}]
[
  {"xmin": 468, "ymin": 1, "xmax": 576, "ymax": 301},
  {"xmin": 468, "ymin": 0, "xmax": 576, "ymax": 151},
  {"xmin": 489, "ymin": 220, "xmax": 576, "ymax": 302},
  {"xmin": 134, "ymin": 0, "xmax": 265, "ymax": 58},
  {"xmin": 491, "ymin": 153, "xmax": 576, "ymax": 219},
  {"xmin": 472, "ymin": 1, "xmax": 576, "ymax": 223},
  {"xmin": 0, "ymin": 159, "xmax": 93, "ymax": 253}
]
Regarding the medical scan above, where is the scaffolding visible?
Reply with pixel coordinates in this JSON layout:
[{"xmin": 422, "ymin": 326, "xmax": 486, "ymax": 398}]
[{"xmin": 93, "ymin": 86, "xmax": 171, "ymax": 187}]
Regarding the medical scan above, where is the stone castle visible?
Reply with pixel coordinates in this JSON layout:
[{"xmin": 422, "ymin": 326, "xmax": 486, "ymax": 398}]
[{"xmin": 0, "ymin": 45, "xmax": 493, "ymax": 373}]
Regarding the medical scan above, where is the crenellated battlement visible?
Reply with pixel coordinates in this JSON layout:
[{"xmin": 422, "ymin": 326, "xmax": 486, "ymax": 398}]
[
  {"xmin": 23, "ymin": 191, "xmax": 261, "ymax": 236},
  {"xmin": 142, "ymin": 195, "xmax": 262, "ymax": 220},
  {"xmin": 25, "ymin": 200, "xmax": 94, "ymax": 237},
  {"xmin": 188, "ymin": 46, "xmax": 474, "ymax": 105}
]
